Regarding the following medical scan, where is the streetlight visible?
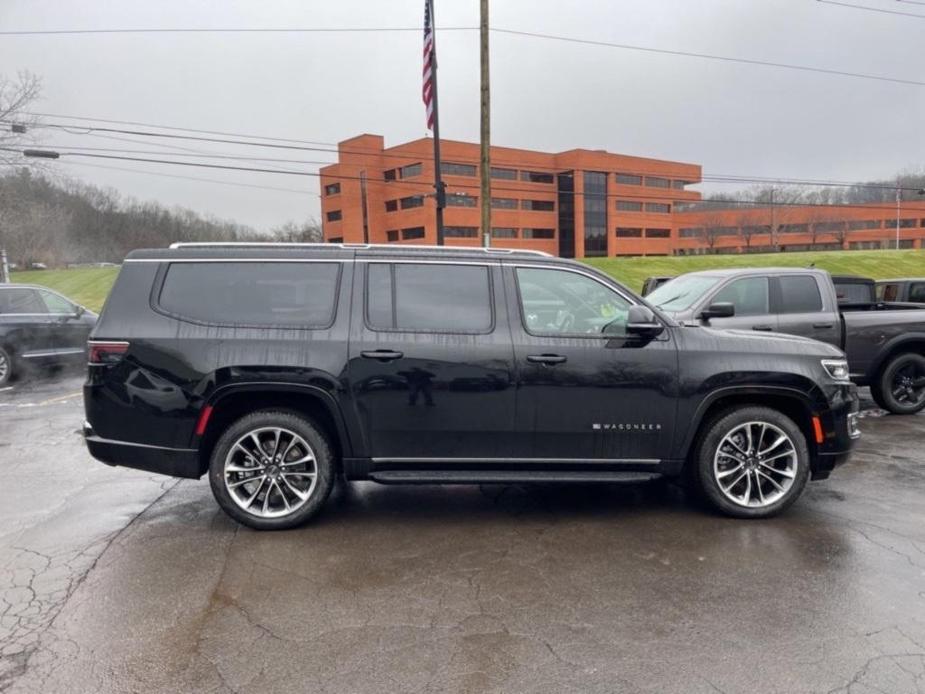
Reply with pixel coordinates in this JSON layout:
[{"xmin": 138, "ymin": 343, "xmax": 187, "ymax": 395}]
[{"xmin": 22, "ymin": 149, "xmax": 59, "ymax": 159}]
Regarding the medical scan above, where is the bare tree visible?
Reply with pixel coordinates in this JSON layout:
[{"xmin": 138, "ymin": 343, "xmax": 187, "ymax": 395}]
[{"xmin": 0, "ymin": 71, "xmax": 42, "ymax": 167}]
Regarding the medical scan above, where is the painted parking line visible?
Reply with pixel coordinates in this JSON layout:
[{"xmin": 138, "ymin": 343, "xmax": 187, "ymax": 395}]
[{"xmin": 0, "ymin": 391, "xmax": 82, "ymax": 408}]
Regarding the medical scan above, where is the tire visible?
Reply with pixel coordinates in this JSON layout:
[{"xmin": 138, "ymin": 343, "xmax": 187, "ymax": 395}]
[
  {"xmin": 875, "ymin": 353, "xmax": 925, "ymax": 415},
  {"xmin": 869, "ymin": 382, "xmax": 888, "ymax": 411},
  {"xmin": 694, "ymin": 406, "xmax": 810, "ymax": 519},
  {"xmin": 0, "ymin": 346, "xmax": 13, "ymax": 386},
  {"xmin": 208, "ymin": 410, "xmax": 336, "ymax": 530}
]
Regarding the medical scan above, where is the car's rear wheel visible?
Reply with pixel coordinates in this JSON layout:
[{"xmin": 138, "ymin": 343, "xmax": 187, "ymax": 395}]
[
  {"xmin": 874, "ymin": 353, "xmax": 925, "ymax": 415},
  {"xmin": 695, "ymin": 406, "xmax": 810, "ymax": 519},
  {"xmin": 0, "ymin": 346, "xmax": 13, "ymax": 386},
  {"xmin": 208, "ymin": 410, "xmax": 335, "ymax": 530}
]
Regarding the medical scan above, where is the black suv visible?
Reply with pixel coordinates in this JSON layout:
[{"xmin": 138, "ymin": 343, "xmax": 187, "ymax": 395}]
[
  {"xmin": 0, "ymin": 284, "xmax": 97, "ymax": 385},
  {"xmin": 84, "ymin": 243, "xmax": 860, "ymax": 529}
]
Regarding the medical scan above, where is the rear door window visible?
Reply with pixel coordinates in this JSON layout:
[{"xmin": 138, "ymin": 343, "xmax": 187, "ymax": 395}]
[
  {"xmin": 777, "ymin": 276, "xmax": 824, "ymax": 313},
  {"xmin": 908, "ymin": 283, "xmax": 925, "ymax": 303},
  {"xmin": 365, "ymin": 263, "xmax": 492, "ymax": 332},
  {"xmin": 0, "ymin": 288, "xmax": 47, "ymax": 314},
  {"xmin": 158, "ymin": 262, "xmax": 340, "ymax": 327}
]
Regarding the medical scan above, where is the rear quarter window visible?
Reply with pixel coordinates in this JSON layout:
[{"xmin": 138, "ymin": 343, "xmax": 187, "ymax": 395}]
[
  {"xmin": 157, "ymin": 262, "xmax": 340, "ymax": 328},
  {"xmin": 908, "ymin": 283, "xmax": 925, "ymax": 303}
]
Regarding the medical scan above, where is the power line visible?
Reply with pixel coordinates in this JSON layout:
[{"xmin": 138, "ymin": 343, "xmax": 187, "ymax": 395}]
[
  {"xmin": 23, "ymin": 111, "xmax": 338, "ymax": 146},
  {"xmin": 0, "ymin": 26, "xmax": 477, "ymax": 36},
  {"xmin": 10, "ymin": 118, "xmax": 919, "ymax": 191},
  {"xmin": 4, "ymin": 146, "xmax": 919, "ymax": 213},
  {"xmin": 59, "ymin": 160, "xmax": 320, "ymax": 195},
  {"xmin": 492, "ymin": 27, "xmax": 925, "ymax": 86},
  {"xmin": 815, "ymin": 0, "xmax": 925, "ymax": 18}
]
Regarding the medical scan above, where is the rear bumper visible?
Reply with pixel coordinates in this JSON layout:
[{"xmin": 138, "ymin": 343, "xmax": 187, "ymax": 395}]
[{"xmin": 83, "ymin": 421, "xmax": 202, "ymax": 479}]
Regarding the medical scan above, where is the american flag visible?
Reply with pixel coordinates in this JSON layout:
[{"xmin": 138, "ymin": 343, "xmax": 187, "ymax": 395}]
[{"xmin": 422, "ymin": 0, "xmax": 435, "ymax": 130}]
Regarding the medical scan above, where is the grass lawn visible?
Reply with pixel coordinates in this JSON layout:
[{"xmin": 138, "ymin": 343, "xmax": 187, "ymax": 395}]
[
  {"xmin": 8, "ymin": 249, "xmax": 925, "ymax": 311},
  {"xmin": 10, "ymin": 266, "xmax": 120, "ymax": 312}
]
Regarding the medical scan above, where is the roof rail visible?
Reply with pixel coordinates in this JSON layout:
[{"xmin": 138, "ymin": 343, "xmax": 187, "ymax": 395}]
[{"xmin": 167, "ymin": 241, "xmax": 552, "ymax": 257}]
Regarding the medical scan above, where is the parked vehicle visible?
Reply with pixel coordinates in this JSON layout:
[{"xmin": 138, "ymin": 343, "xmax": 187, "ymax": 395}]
[
  {"xmin": 646, "ymin": 268, "xmax": 925, "ymax": 414},
  {"xmin": 832, "ymin": 275, "xmax": 876, "ymax": 305},
  {"xmin": 876, "ymin": 278, "xmax": 925, "ymax": 304},
  {"xmin": 641, "ymin": 276, "xmax": 674, "ymax": 296},
  {"xmin": 0, "ymin": 284, "xmax": 97, "ymax": 385},
  {"xmin": 84, "ymin": 243, "xmax": 859, "ymax": 529}
]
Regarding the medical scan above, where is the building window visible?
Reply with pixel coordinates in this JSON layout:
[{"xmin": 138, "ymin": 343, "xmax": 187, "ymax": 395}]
[
  {"xmin": 324, "ymin": 183, "xmax": 341, "ymax": 196},
  {"xmin": 386, "ymin": 230, "xmax": 399, "ymax": 242},
  {"xmin": 742, "ymin": 225, "xmax": 772, "ymax": 235},
  {"xmin": 522, "ymin": 228, "xmax": 554, "ymax": 239},
  {"xmin": 491, "ymin": 227, "xmax": 517, "ymax": 238},
  {"xmin": 521, "ymin": 200, "xmax": 555, "ymax": 211},
  {"xmin": 441, "ymin": 162, "xmax": 477, "ymax": 177},
  {"xmin": 884, "ymin": 218, "xmax": 918, "ymax": 229},
  {"xmin": 645, "ymin": 202, "xmax": 671, "ymax": 214},
  {"xmin": 520, "ymin": 171, "xmax": 554, "ymax": 184},
  {"xmin": 445, "ymin": 226, "xmax": 478, "ymax": 238},
  {"xmin": 679, "ymin": 227, "xmax": 702, "ymax": 238},
  {"xmin": 645, "ymin": 176, "xmax": 670, "ymax": 188},
  {"xmin": 615, "ymin": 227, "xmax": 642, "ymax": 238},
  {"xmin": 328, "ymin": 237, "xmax": 344, "ymax": 243},
  {"xmin": 583, "ymin": 171, "xmax": 608, "ymax": 257},
  {"xmin": 615, "ymin": 173, "xmax": 642, "ymax": 185},
  {"xmin": 813, "ymin": 221, "xmax": 847, "ymax": 232},
  {"xmin": 384, "ymin": 169, "xmax": 397, "ymax": 181},
  {"xmin": 616, "ymin": 201, "xmax": 643, "ymax": 212},
  {"xmin": 447, "ymin": 193, "xmax": 477, "ymax": 207},
  {"xmin": 490, "ymin": 167, "xmax": 517, "ymax": 180},
  {"xmin": 326, "ymin": 210, "xmax": 342, "ymax": 222},
  {"xmin": 400, "ymin": 162, "xmax": 422, "ymax": 178},
  {"xmin": 708, "ymin": 226, "xmax": 738, "ymax": 237},
  {"xmin": 401, "ymin": 227, "xmax": 426, "ymax": 240},
  {"xmin": 385, "ymin": 200, "xmax": 398, "ymax": 212},
  {"xmin": 781, "ymin": 224, "xmax": 808, "ymax": 234},
  {"xmin": 645, "ymin": 228, "xmax": 670, "ymax": 238},
  {"xmin": 400, "ymin": 195, "xmax": 424, "ymax": 209},
  {"xmin": 847, "ymin": 220, "xmax": 880, "ymax": 230},
  {"xmin": 491, "ymin": 197, "xmax": 518, "ymax": 209},
  {"xmin": 671, "ymin": 180, "xmax": 692, "ymax": 189}
]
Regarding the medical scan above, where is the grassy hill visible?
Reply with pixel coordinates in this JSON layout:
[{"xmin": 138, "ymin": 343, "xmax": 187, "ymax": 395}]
[{"xmin": 10, "ymin": 249, "xmax": 925, "ymax": 312}]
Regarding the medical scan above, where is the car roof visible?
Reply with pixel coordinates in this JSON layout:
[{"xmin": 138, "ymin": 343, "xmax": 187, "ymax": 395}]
[
  {"xmin": 876, "ymin": 278, "xmax": 924, "ymax": 283},
  {"xmin": 673, "ymin": 267, "xmax": 826, "ymax": 278}
]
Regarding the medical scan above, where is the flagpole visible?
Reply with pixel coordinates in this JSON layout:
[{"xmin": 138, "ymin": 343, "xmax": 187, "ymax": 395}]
[{"xmin": 427, "ymin": 0, "xmax": 446, "ymax": 246}]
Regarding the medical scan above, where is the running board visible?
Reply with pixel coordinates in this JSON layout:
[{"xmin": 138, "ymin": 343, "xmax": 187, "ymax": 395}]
[{"xmin": 368, "ymin": 470, "xmax": 663, "ymax": 485}]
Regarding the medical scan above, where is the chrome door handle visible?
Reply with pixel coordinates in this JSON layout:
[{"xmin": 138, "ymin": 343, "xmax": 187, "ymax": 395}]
[
  {"xmin": 526, "ymin": 354, "xmax": 567, "ymax": 365},
  {"xmin": 752, "ymin": 325, "xmax": 774, "ymax": 332},
  {"xmin": 360, "ymin": 350, "xmax": 404, "ymax": 362}
]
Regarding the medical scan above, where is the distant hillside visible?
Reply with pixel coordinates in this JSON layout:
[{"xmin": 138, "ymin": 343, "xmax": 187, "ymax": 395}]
[{"xmin": 0, "ymin": 169, "xmax": 320, "ymax": 268}]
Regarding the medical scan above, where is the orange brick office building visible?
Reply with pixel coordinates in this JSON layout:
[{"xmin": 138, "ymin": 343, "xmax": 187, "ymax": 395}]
[{"xmin": 320, "ymin": 134, "xmax": 925, "ymax": 257}]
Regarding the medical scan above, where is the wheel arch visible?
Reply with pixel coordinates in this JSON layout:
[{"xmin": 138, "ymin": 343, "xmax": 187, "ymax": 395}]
[
  {"xmin": 866, "ymin": 335, "xmax": 925, "ymax": 383},
  {"xmin": 678, "ymin": 386, "xmax": 821, "ymax": 475},
  {"xmin": 194, "ymin": 383, "xmax": 351, "ymax": 477}
]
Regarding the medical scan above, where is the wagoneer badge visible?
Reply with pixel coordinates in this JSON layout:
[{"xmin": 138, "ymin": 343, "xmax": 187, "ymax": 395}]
[{"xmin": 592, "ymin": 423, "xmax": 662, "ymax": 431}]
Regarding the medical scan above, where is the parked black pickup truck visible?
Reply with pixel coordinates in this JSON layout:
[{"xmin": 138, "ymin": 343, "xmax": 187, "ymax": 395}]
[
  {"xmin": 84, "ymin": 243, "xmax": 859, "ymax": 529},
  {"xmin": 646, "ymin": 268, "xmax": 925, "ymax": 414},
  {"xmin": 0, "ymin": 284, "xmax": 98, "ymax": 385}
]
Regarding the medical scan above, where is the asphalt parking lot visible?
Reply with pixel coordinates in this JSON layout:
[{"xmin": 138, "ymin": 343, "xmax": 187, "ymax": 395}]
[{"xmin": 1, "ymin": 370, "xmax": 923, "ymax": 694}]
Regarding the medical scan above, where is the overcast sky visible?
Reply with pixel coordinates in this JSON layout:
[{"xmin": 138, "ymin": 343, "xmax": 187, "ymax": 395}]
[{"xmin": 1, "ymin": 0, "xmax": 922, "ymax": 231}]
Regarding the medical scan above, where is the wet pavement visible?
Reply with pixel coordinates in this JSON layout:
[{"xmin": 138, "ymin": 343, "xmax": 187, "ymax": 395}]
[{"xmin": 0, "ymin": 372, "xmax": 923, "ymax": 693}]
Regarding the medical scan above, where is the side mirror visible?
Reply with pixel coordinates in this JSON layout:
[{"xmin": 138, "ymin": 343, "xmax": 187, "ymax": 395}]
[
  {"xmin": 625, "ymin": 306, "xmax": 664, "ymax": 338},
  {"xmin": 75, "ymin": 305, "xmax": 86, "ymax": 317},
  {"xmin": 699, "ymin": 302, "xmax": 735, "ymax": 320}
]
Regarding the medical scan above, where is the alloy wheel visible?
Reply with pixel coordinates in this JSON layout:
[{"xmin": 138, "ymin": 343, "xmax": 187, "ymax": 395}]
[
  {"xmin": 713, "ymin": 420, "xmax": 797, "ymax": 509},
  {"xmin": 890, "ymin": 362, "xmax": 925, "ymax": 408},
  {"xmin": 0, "ymin": 351, "xmax": 8, "ymax": 383},
  {"xmin": 223, "ymin": 426, "xmax": 318, "ymax": 519}
]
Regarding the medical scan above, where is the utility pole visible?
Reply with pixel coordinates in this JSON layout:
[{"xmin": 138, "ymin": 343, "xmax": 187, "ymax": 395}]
[
  {"xmin": 769, "ymin": 187, "xmax": 776, "ymax": 251},
  {"xmin": 479, "ymin": 0, "xmax": 491, "ymax": 247},
  {"xmin": 895, "ymin": 184, "xmax": 901, "ymax": 250}
]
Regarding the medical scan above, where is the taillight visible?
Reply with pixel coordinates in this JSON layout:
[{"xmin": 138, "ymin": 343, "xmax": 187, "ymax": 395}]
[{"xmin": 88, "ymin": 341, "xmax": 129, "ymax": 365}]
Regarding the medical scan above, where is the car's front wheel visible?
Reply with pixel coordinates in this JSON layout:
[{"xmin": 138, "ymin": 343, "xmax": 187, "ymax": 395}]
[
  {"xmin": 695, "ymin": 406, "xmax": 810, "ymax": 519},
  {"xmin": 872, "ymin": 352, "xmax": 925, "ymax": 415},
  {"xmin": 208, "ymin": 410, "xmax": 335, "ymax": 530}
]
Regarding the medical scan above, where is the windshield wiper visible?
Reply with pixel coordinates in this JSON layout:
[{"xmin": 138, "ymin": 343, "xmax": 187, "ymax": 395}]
[{"xmin": 654, "ymin": 293, "xmax": 685, "ymax": 309}]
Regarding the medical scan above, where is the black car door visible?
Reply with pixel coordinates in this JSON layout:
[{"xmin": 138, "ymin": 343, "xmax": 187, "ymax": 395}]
[
  {"xmin": 34, "ymin": 288, "xmax": 92, "ymax": 357},
  {"xmin": 504, "ymin": 263, "xmax": 679, "ymax": 463},
  {"xmin": 347, "ymin": 257, "xmax": 520, "ymax": 460}
]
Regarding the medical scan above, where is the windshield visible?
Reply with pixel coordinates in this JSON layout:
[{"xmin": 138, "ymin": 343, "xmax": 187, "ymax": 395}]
[{"xmin": 645, "ymin": 275, "xmax": 721, "ymax": 312}]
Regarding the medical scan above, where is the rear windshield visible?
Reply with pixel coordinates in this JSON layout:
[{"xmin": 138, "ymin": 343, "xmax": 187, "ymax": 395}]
[
  {"xmin": 645, "ymin": 275, "xmax": 721, "ymax": 312},
  {"xmin": 158, "ymin": 262, "xmax": 340, "ymax": 327}
]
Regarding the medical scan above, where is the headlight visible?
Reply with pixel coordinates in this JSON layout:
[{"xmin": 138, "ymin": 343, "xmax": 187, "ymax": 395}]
[{"xmin": 822, "ymin": 359, "xmax": 850, "ymax": 381}]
